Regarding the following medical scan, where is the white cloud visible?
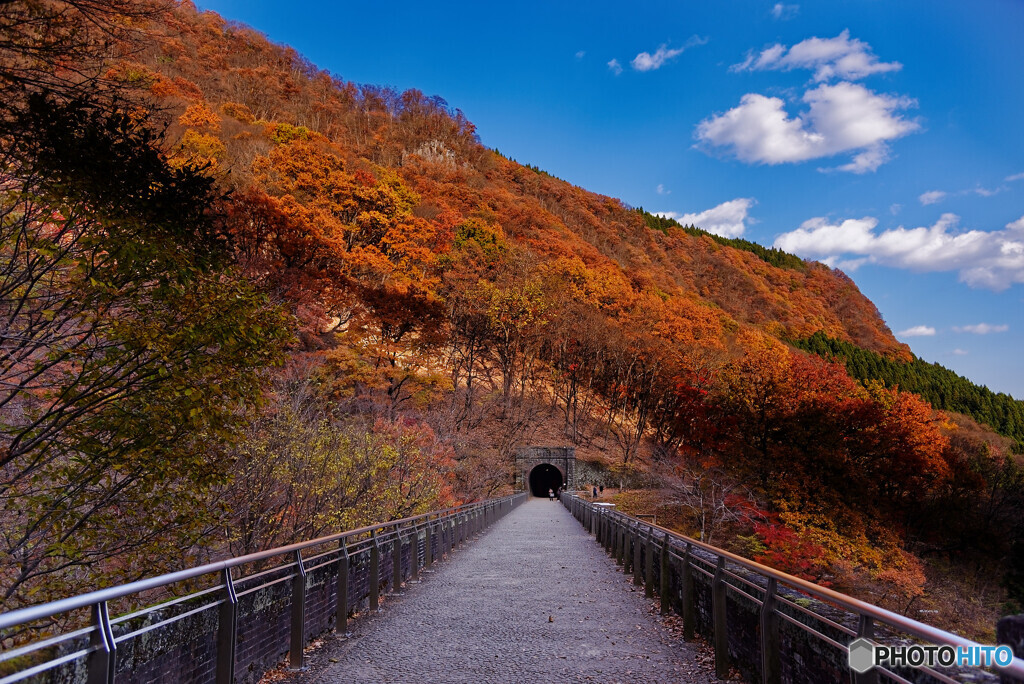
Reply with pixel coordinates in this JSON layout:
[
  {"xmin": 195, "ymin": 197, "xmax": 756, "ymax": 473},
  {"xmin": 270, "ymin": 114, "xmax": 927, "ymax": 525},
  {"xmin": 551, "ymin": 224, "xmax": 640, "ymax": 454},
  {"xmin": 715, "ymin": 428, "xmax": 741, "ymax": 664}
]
[
  {"xmin": 952, "ymin": 348, "xmax": 969, "ymax": 356},
  {"xmin": 656, "ymin": 197, "xmax": 756, "ymax": 238},
  {"xmin": 774, "ymin": 213, "xmax": 1024, "ymax": 291},
  {"xmin": 972, "ymin": 185, "xmax": 1002, "ymax": 197},
  {"xmin": 890, "ymin": 204, "xmax": 902, "ymax": 215},
  {"xmin": 953, "ymin": 323, "xmax": 1009, "ymax": 334},
  {"xmin": 829, "ymin": 144, "xmax": 891, "ymax": 174},
  {"xmin": 1006, "ymin": 172, "xmax": 1024, "ymax": 182},
  {"xmin": 632, "ymin": 46, "xmax": 685, "ymax": 72},
  {"xmin": 575, "ymin": 50, "xmax": 586, "ymax": 59},
  {"xmin": 695, "ymin": 82, "xmax": 917, "ymax": 172},
  {"xmin": 656, "ymin": 184, "xmax": 670, "ymax": 195},
  {"xmin": 919, "ymin": 186, "xmax": 1003, "ymax": 205},
  {"xmin": 898, "ymin": 325, "xmax": 936, "ymax": 337},
  {"xmin": 771, "ymin": 3, "xmax": 799, "ymax": 20},
  {"xmin": 732, "ymin": 30, "xmax": 901, "ymax": 82},
  {"xmin": 608, "ymin": 58, "xmax": 623, "ymax": 75},
  {"xmin": 631, "ymin": 36, "xmax": 708, "ymax": 72},
  {"xmin": 820, "ymin": 255, "xmax": 870, "ymax": 272}
]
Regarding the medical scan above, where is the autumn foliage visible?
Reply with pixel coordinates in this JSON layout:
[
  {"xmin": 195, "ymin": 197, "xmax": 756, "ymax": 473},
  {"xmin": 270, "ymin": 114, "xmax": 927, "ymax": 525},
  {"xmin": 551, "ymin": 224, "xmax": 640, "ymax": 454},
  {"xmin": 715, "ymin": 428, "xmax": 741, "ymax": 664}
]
[{"xmin": 2, "ymin": 0, "xmax": 1022, "ymax": 635}]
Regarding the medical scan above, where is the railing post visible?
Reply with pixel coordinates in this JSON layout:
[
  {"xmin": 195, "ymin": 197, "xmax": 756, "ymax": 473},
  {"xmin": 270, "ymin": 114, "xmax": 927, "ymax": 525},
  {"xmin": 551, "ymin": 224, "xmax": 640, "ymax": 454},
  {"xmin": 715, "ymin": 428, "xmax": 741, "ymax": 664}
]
[
  {"xmin": 682, "ymin": 543, "xmax": 696, "ymax": 640},
  {"xmin": 370, "ymin": 530, "xmax": 381, "ymax": 610},
  {"xmin": 87, "ymin": 601, "xmax": 115, "ymax": 684},
  {"xmin": 289, "ymin": 550, "xmax": 307, "ymax": 670},
  {"xmin": 613, "ymin": 518, "xmax": 622, "ymax": 564},
  {"xmin": 336, "ymin": 539, "xmax": 350, "ymax": 634},
  {"xmin": 633, "ymin": 526, "xmax": 643, "ymax": 586},
  {"xmin": 645, "ymin": 528, "xmax": 655, "ymax": 598},
  {"xmin": 410, "ymin": 527, "xmax": 420, "ymax": 582},
  {"xmin": 392, "ymin": 530, "xmax": 403, "ymax": 592},
  {"xmin": 713, "ymin": 556, "xmax": 729, "ymax": 679},
  {"xmin": 623, "ymin": 523, "xmax": 633, "ymax": 575},
  {"xmin": 660, "ymin": 532, "xmax": 671, "ymax": 615},
  {"xmin": 216, "ymin": 568, "xmax": 238, "ymax": 684},
  {"xmin": 760, "ymin": 577, "xmax": 781, "ymax": 684},
  {"xmin": 424, "ymin": 519, "xmax": 433, "ymax": 567},
  {"xmin": 852, "ymin": 615, "xmax": 878, "ymax": 684}
]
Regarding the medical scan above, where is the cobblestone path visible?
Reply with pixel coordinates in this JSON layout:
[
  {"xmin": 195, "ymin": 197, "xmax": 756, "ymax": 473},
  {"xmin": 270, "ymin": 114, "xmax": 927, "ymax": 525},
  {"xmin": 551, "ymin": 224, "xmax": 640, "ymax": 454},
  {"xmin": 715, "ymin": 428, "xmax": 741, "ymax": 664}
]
[{"xmin": 305, "ymin": 498, "xmax": 717, "ymax": 683}]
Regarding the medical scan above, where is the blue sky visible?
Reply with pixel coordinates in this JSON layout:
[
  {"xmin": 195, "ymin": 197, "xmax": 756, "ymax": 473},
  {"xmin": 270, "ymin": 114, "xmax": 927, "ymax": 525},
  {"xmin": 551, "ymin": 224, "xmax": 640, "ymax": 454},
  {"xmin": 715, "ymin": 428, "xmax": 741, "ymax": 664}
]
[{"xmin": 197, "ymin": 0, "xmax": 1024, "ymax": 397}]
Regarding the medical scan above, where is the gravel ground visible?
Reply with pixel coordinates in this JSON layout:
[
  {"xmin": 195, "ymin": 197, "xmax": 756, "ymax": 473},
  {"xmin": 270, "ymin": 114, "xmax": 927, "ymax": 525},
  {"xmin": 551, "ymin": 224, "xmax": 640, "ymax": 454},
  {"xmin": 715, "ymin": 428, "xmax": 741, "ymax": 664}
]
[{"xmin": 282, "ymin": 498, "xmax": 718, "ymax": 684}]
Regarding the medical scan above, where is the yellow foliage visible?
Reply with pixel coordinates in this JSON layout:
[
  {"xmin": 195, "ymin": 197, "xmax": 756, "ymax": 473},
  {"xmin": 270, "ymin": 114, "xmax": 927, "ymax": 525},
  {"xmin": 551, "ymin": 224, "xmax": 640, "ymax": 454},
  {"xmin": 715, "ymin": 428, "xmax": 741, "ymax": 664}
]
[
  {"xmin": 171, "ymin": 129, "xmax": 227, "ymax": 170},
  {"xmin": 178, "ymin": 103, "xmax": 221, "ymax": 132}
]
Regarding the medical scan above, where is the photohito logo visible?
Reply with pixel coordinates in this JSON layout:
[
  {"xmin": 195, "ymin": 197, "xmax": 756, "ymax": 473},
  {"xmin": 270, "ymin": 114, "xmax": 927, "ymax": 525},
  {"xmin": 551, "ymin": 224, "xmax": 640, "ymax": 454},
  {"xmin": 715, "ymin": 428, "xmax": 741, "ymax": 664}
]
[{"xmin": 848, "ymin": 638, "xmax": 1013, "ymax": 673}]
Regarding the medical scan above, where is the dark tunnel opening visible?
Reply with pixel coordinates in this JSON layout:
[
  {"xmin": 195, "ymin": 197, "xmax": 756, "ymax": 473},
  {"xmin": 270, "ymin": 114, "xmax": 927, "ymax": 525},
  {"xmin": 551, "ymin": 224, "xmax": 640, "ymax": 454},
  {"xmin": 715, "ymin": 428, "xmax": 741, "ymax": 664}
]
[{"xmin": 528, "ymin": 463, "xmax": 563, "ymax": 498}]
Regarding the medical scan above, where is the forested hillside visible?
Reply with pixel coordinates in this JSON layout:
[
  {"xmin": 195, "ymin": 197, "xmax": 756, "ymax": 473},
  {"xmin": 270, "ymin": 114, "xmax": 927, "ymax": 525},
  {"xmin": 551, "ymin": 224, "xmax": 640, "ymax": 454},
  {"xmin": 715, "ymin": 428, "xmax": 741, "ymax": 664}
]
[
  {"xmin": 794, "ymin": 332, "xmax": 1024, "ymax": 451},
  {"xmin": 2, "ymin": 0, "xmax": 1022, "ymax": 638}
]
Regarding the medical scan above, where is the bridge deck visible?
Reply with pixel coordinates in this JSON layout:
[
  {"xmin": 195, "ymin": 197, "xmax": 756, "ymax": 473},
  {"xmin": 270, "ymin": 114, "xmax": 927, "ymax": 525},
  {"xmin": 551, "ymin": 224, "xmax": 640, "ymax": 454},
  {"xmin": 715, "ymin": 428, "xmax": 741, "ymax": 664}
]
[{"xmin": 302, "ymin": 498, "xmax": 716, "ymax": 683}]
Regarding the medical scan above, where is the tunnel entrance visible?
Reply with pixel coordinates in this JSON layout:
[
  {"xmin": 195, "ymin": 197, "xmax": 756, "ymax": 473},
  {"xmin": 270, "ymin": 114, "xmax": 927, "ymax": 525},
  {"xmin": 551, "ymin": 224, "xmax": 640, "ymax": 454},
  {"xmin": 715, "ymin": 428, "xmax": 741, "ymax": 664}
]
[{"xmin": 528, "ymin": 463, "xmax": 563, "ymax": 498}]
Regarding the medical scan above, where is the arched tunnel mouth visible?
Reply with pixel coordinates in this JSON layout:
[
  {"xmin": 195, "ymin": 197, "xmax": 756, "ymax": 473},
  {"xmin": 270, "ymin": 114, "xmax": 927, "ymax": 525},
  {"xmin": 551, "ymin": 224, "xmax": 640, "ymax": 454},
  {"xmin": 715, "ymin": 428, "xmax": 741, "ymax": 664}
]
[{"xmin": 528, "ymin": 463, "xmax": 563, "ymax": 498}]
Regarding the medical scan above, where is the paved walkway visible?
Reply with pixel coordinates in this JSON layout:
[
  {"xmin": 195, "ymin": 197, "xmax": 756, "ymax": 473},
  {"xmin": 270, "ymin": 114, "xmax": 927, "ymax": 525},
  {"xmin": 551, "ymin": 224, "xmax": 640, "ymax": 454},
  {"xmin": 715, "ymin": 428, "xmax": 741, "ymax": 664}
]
[{"xmin": 302, "ymin": 498, "xmax": 717, "ymax": 684}]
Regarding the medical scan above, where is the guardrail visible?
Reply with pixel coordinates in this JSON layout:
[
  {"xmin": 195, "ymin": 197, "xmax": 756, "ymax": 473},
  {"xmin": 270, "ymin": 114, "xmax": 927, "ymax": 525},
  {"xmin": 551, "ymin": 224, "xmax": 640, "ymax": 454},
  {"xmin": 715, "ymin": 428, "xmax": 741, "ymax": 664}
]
[
  {"xmin": 564, "ymin": 493, "xmax": 1024, "ymax": 684},
  {"xmin": 0, "ymin": 493, "xmax": 526, "ymax": 684}
]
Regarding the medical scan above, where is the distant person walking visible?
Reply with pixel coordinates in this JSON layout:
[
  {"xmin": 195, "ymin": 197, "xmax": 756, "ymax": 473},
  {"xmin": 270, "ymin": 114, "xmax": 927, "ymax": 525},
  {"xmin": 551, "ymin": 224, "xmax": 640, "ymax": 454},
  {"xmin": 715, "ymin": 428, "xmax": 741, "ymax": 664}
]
[
  {"xmin": 548, "ymin": 488, "xmax": 555, "ymax": 501},
  {"xmin": 592, "ymin": 486, "xmax": 598, "ymax": 498}
]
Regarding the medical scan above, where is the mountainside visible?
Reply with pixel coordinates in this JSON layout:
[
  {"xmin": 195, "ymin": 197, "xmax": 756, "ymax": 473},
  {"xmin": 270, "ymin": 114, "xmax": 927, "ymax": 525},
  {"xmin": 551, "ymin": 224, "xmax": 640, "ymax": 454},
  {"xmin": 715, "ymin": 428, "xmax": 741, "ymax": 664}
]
[{"xmin": 126, "ymin": 2, "xmax": 905, "ymax": 360}]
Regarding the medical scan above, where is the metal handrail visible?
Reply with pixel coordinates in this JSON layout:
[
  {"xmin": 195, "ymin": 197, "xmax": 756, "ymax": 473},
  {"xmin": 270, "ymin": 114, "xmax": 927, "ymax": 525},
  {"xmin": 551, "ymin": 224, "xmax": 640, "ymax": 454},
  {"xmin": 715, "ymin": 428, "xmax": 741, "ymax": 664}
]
[
  {"xmin": 565, "ymin": 493, "xmax": 1024, "ymax": 681},
  {"xmin": 1, "ymin": 492, "xmax": 527, "ymax": 683},
  {"xmin": 0, "ymin": 497, "xmax": 504, "ymax": 631}
]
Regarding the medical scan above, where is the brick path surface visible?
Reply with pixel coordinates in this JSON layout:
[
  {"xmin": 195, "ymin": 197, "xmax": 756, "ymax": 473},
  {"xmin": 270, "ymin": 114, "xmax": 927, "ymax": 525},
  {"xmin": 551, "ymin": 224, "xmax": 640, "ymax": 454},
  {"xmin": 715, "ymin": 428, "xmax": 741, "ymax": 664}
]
[{"xmin": 305, "ymin": 498, "xmax": 717, "ymax": 683}]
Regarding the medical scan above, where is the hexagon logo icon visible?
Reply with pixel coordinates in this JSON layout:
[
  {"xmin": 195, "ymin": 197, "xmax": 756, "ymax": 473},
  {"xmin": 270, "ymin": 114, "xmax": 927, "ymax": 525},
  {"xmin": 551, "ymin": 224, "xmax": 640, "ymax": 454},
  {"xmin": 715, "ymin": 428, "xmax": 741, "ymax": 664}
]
[{"xmin": 848, "ymin": 638, "xmax": 875, "ymax": 674}]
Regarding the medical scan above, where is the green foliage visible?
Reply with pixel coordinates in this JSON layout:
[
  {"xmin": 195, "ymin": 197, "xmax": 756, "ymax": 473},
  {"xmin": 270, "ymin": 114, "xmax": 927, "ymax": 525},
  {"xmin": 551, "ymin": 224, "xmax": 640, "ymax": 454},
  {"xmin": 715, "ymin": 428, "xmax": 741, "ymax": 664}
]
[
  {"xmin": 452, "ymin": 219, "xmax": 506, "ymax": 259},
  {"xmin": 221, "ymin": 375, "xmax": 458, "ymax": 556},
  {"xmin": 523, "ymin": 162, "xmax": 556, "ymax": 179},
  {"xmin": 0, "ymin": 95, "xmax": 292, "ymax": 607},
  {"xmin": 636, "ymin": 207, "xmax": 806, "ymax": 271},
  {"xmin": 792, "ymin": 332, "xmax": 1024, "ymax": 451},
  {"xmin": 268, "ymin": 121, "xmax": 315, "ymax": 144}
]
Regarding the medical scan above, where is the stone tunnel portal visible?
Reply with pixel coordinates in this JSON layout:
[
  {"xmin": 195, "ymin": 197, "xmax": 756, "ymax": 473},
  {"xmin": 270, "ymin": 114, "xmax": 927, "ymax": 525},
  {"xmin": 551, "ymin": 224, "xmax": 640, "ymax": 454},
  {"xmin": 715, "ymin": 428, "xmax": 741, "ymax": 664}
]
[
  {"xmin": 528, "ymin": 463, "xmax": 563, "ymax": 498},
  {"xmin": 515, "ymin": 446, "xmax": 575, "ymax": 495}
]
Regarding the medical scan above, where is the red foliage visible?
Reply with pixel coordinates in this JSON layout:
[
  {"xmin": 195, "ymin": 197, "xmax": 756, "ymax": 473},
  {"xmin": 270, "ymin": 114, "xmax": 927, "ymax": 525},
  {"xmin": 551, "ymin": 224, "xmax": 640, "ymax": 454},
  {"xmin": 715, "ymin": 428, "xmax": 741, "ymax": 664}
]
[{"xmin": 753, "ymin": 522, "xmax": 831, "ymax": 583}]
